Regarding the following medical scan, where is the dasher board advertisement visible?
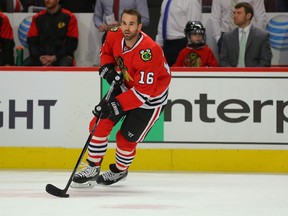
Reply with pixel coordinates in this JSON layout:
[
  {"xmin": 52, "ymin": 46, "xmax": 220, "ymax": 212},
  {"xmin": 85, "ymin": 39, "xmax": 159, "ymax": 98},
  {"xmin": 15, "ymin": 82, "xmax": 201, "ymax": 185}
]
[{"xmin": 1, "ymin": 69, "xmax": 288, "ymax": 149}]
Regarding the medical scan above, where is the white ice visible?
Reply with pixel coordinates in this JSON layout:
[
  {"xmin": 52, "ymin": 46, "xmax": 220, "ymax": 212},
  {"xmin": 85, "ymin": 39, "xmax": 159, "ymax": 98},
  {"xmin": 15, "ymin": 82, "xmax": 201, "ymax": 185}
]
[{"xmin": 0, "ymin": 171, "xmax": 288, "ymax": 216}]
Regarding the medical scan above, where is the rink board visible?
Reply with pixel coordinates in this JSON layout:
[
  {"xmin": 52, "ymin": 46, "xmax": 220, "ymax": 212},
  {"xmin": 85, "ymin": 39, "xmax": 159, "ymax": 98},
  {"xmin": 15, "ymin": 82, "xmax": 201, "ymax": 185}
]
[
  {"xmin": 1, "ymin": 67, "xmax": 288, "ymax": 172},
  {"xmin": 1, "ymin": 146, "xmax": 288, "ymax": 172}
]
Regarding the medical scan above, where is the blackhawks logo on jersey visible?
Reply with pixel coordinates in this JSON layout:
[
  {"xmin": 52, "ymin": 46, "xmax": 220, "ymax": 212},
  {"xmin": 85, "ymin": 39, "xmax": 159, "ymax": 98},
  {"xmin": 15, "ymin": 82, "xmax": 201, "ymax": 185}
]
[
  {"xmin": 58, "ymin": 22, "xmax": 65, "ymax": 29},
  {"xmin": 140, "ymin": 49, "xmax": 152, "ymax": 62},
  {"xmin": 116, "ymin": 56, "xmax": 134, "ymax": 82},
  {"xmin": 184, "ymin": 52, "xmax": 201, "ymax": 67}
]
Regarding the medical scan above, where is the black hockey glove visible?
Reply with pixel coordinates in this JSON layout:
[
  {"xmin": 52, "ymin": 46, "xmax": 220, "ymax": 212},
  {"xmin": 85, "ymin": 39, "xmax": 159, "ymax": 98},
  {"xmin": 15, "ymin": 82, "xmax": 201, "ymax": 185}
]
[
  {"xmin": 92, "ymin": 98, "xmax": 123, "ymax": 119},
  {"xmin": 99, "ymin": 63, "xmax": 123, "ymax": 87}
]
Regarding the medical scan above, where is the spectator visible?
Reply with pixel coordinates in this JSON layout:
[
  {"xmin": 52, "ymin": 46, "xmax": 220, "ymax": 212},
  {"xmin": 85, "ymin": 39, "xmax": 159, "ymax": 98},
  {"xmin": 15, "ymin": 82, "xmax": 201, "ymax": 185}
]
[
  {"xmin": 155, "ymin": 0, "xmax": 202, "ymax": 66},
  {"xmin": 59, "ymin": 0, "xmax": 96, "ymax": 13},
  {"xmin": 71, "ymin": 9, "xmax": 171, "ymax": 187},
  {"xmin": 93, "ymin": 0, "xmax": 149, "ymax": 44},
  {"xmin": 220, "ymin": 2, "xmax": 272, "ymax": 67},
  {"xmin": 0, "ymin": 11, "xmax": 15, "ymax": 66},
  {"xmin": 211, "ymin": 0, "xmax": 267, "ymax": 54},
  {"xmin": 173, "ymin": 21, "xmax": 218, "ymax": 67},
  {"xmin": 22, "ymin": 0, "xmax": 78, "ymax": 66}
]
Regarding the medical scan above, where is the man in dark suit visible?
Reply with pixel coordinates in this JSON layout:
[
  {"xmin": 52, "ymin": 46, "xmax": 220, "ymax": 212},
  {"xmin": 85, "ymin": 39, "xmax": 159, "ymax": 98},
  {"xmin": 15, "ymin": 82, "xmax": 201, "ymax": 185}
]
[{"xmin": 220, "ymin": 2, "xmax": 272, "ymax": 67}]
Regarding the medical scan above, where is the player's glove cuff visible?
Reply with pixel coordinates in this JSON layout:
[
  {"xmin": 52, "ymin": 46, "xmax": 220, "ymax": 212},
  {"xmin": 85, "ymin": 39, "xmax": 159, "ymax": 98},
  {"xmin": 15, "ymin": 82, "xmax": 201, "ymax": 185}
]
[
  {"xmin": 93, "ymin": 98, "xmax": 123, "ymax": 119},
  {"xmin": 99, "ymin": 63, "xmax": 123, "ymax": 87}
]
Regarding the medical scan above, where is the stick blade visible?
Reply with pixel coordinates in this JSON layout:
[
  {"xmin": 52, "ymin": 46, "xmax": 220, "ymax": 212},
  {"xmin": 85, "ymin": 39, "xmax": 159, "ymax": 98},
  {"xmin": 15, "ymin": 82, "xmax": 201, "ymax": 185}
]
[{"xmin": 46, "ymin": 184, "xmax": 69, "ymax": 198}]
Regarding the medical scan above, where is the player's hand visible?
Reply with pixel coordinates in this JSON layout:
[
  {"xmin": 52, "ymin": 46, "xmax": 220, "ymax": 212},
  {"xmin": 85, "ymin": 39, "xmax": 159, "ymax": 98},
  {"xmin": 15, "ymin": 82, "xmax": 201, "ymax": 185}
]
[
  {"xmin": 92, "ymin": 98, "xmax": 123, "ymax": 119},
  {"xmin": 99, "ymin": 63, "xmax": 123, "ymax": 87}
]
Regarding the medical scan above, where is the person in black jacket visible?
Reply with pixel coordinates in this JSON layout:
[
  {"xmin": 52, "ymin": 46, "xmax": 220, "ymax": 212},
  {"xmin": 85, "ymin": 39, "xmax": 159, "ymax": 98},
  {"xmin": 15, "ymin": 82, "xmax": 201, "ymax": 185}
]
[
  {"xmin": 0, "ymin": 11, "xmax": 15, "ymax": 66},
  {"xmin": 23, "ymin": 0, "xmax": 78, "ymax": 66}
]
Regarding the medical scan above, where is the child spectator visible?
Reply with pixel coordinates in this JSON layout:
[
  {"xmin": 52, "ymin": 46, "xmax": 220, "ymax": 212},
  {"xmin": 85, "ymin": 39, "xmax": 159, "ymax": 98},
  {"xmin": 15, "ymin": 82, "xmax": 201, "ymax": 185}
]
[{"xmin": 173, "ymin": 21, "xmax": 218, "ymax": 67}]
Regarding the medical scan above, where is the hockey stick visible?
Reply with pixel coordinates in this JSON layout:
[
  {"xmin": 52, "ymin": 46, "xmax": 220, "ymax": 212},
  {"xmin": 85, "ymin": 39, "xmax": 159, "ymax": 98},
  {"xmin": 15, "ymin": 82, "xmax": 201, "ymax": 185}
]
[{"xmin": 45, "ymin": 81, "xmax": 116, "ymax": 198}]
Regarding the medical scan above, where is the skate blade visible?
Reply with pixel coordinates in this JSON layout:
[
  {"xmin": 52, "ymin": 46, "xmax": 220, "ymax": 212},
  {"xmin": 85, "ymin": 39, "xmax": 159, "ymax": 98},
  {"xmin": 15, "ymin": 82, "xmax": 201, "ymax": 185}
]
[
  {"xmin": 97, "ymin": 177, "xmax": 127, "ymax": 186},
  {"xmin": 70, "ymin": 181, "xmax": 97, "ymax": 188}
]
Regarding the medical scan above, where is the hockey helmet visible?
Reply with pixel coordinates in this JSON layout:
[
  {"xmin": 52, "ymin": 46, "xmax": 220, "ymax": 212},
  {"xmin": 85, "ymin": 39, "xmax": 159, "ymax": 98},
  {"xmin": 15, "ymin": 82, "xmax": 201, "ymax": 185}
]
[{"xmin": 184, "ymin": 21, "xmax": 206, "ymax": 49}]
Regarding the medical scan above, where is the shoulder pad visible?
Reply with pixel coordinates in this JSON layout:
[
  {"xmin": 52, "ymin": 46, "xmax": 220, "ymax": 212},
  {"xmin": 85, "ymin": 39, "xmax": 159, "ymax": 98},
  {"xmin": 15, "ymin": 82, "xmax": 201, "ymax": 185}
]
[{"xmin": 109, "ymin": 26, "xmax": 119, "ymax": 32}]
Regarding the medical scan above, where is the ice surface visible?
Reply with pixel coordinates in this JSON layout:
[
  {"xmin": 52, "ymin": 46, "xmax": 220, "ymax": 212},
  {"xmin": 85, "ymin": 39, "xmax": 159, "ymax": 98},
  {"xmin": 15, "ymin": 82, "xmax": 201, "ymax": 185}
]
[{"xmin": 0, "ymin": 171, "xmax": 288, "ymax": 216}]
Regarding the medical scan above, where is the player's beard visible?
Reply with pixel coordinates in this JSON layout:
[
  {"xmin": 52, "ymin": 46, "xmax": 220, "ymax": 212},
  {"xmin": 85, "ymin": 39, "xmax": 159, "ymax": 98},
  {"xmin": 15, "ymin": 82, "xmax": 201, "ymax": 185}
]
[{"xmin": 123, "ymin": 30, "xmax": 138, "ymax": 41}]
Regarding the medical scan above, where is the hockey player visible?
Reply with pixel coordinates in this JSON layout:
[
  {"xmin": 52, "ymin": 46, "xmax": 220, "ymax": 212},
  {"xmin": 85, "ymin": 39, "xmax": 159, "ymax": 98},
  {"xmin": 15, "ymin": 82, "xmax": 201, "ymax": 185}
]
[
  {"xmin": 72, "ymin": 9, "xmax": 171, "ymax": 187},
  {"xmin": 173, "ymin": 21, "xmax": 218, "ymax": 67}
]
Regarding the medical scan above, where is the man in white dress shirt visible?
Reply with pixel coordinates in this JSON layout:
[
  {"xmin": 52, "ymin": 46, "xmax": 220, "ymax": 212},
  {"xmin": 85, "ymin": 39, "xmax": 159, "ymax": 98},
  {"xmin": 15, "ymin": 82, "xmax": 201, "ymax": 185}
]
[
  {"xmin": 155, "ymin": 0, "xmax": 202, "ymax": 66},
  {"xmin": 210, "ymin": 0, "xmax": 267, "ymax": 53}
]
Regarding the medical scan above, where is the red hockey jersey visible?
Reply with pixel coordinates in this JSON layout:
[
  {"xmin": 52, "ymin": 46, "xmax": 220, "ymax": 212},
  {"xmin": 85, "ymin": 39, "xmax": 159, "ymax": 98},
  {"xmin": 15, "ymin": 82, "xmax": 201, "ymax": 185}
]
[
  {"xmin": 100, "ymin": 27, "xmax": 171, "ymax": 111},
  {"xmin": 173, "ymin": 45, "xmax": 219, "ymax": 67}
]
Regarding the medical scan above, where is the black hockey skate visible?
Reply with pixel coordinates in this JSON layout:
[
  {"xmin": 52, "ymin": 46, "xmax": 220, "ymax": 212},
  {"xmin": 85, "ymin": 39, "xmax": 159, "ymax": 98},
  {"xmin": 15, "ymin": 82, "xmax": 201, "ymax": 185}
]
[
  {"xmin": 71, "ymin": 159, "xmax": 100, "ymax": 188},
  {"xmin": 97, "ymin": 164, "xmax": 128, "ymax": 185}
]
